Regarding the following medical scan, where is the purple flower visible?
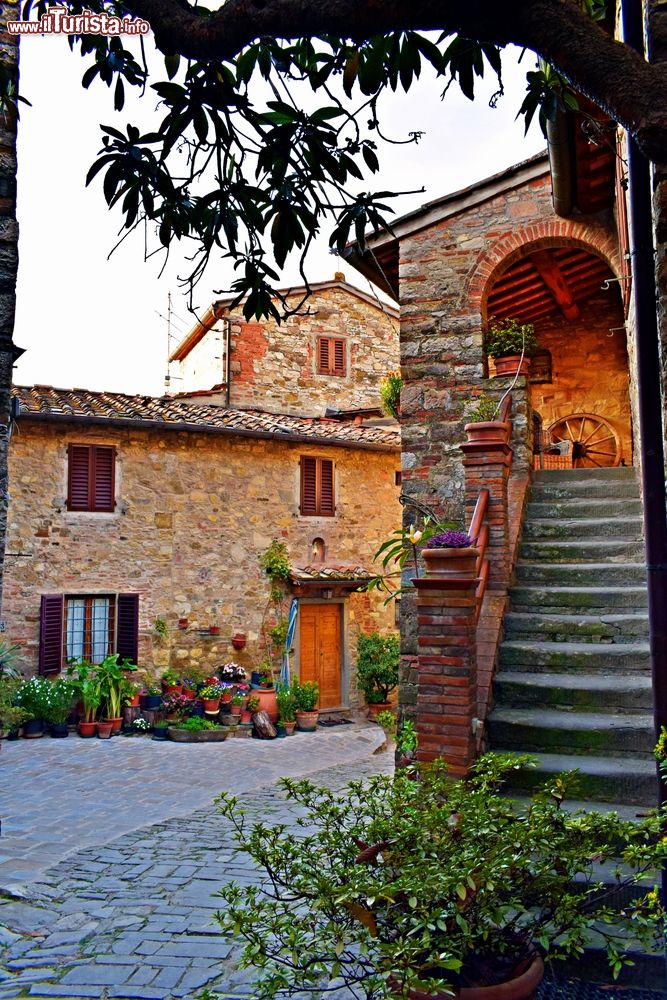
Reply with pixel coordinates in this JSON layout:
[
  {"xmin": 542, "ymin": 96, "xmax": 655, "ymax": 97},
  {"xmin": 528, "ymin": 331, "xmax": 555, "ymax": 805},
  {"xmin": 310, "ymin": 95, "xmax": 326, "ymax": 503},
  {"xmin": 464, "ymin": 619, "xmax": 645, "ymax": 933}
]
[{"xmin": 426, "ymin": 530, "xmax": 473, "ymax": 549}]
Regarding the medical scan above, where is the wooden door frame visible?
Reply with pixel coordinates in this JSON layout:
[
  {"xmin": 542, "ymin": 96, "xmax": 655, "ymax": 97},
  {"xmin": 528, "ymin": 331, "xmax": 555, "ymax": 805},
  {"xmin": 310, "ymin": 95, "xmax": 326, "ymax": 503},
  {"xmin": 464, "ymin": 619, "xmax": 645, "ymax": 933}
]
[{"xmin": 294, "ymin": 597, "xmax": 348, "ymax": 710}]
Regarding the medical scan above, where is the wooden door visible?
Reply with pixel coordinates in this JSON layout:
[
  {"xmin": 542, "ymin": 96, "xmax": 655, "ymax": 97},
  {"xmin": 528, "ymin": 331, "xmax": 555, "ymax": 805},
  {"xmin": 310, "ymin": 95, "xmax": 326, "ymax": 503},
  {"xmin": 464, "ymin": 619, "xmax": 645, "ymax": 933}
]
[{"xmin": 299, "ymin": 603, "xmax": 342, "ymax": 709}]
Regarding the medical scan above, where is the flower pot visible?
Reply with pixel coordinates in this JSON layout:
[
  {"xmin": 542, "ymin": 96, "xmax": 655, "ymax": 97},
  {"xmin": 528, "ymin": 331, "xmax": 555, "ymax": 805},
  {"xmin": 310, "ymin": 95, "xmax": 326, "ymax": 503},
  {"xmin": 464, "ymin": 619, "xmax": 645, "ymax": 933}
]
[
  {"xmin": 22, "ymin": 718, "xmax": 44, "ymax": 739},
  {"xmin": 240, "ymin": 709, "xmax": 253, "ymax": 725},
  {"xmin": 296, "ymin": 709, "xmax": 319, "ymax": 732},
  {"xmin": 229, "ymin": 706, "xmax": 242, "ymax": 719},
  {"xmin": 96, "ymin": 720, "xmax": 113, "ymax": 739},
  {"xmin": 422, "ymin": 546, "xmax": 480, "ymax": 579},
  {"xmin": 128, "ymin": 694, "xmax": 141, "ymax": 707},
  {"xmin": 232, "ymin": 632, "xmax": 247, "ymax": 650},
  {"xmin": 367, "ymin": 702, "xmax": 392, "ymax": 721},
  {"xmin": 140, "ymin": 694, "xmax": 162, "ymax": 711},
  {"xmin": 50, "ymin": 722, "xmax": 69, "ymax": 738},
  {"xmin": 152, "ymin": 728, "xmax": 169, "ymax": 741},
  {"xmin": 283, "ymin": 720, "xmax": 297, "ymax": 736},
  {"xmin": 78, "ymin": 720, "xmax": 97, "ymax": 738},
  {"xmin": 190, "ymin": 702, "xmax": 204, "ymax": 717},
  {"xmin": 464, "ymin": 420, "xmax": 512, "ymax": 444},
  {"xmin": 105, "ymin": 716, "xmax": 124, "ymax": 734},
  {"xmin": 252, "ymin": 687, "xmax": 279, "ymax": 723},
  {"xmin": 492, "ymin": 354, "xmax": 531, "ymax": 379},
  {"xmin": 162, "ymin": 683, "xmax": 182, "ymax": 696},
  {"xmin": 400, "ymin": 953, "xmax": 544, "ymax": 1000},
  {"xmin": 178, "ymin": 618, "xmax": 189, "ymax": 630},
  {"xmin": 6, "ymin": 727, "xmax": 20, "ymax": 741},
  {"xmin": 275, "ymin": 723, "xmax": 287, "ymax": 738},
  {"xmin": 182, "ymin": 687, "xmax": 196, "ymax": 700},
  {"xmin": 203, "ymin": 698, "xmax": 221, "ymax": 713},
  {"xmin": 209, "ymin": 625, "xmax": 221, "ymax": 635},
  {"xmin": 221, "ymin": 692, "xmax": 233, "ymax": 704},
  {"xmin": 167, "ymin": 726, "xmax": 227, "ymax": 743}
]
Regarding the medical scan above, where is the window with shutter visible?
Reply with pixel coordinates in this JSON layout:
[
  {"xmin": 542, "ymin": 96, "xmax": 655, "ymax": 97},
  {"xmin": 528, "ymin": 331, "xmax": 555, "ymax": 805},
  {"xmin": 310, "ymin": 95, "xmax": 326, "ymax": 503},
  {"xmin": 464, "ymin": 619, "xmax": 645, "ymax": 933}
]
[
  {"xmin": 316, "ymin": 337, "xmax": 346, "ymax": 376},
  {"xmin": 38, "ymin": 592, "xmax": 139, "ymax": 671},
  {"xmin": 300, "ymin": 457, "xmax": 335, "ymax": 516},
  {"xmin": 39, "ymin": 594, "xmax": 64, "ymax": 675},
  {"xmin": 67, "ymin": 444, "xmax": 116, "ymax": 512}
]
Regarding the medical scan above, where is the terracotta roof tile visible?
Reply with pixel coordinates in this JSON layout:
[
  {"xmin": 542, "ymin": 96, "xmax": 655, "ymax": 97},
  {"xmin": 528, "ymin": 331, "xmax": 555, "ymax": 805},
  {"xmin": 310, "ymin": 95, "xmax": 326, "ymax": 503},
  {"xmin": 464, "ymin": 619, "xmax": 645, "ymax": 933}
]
[
  {"xmin": 290, "ymin": 564, "xmax": 374, "ymax": 583},
  {"xmin": 12, "ymin": 385, "xmax": 400, "ymax": 451}
]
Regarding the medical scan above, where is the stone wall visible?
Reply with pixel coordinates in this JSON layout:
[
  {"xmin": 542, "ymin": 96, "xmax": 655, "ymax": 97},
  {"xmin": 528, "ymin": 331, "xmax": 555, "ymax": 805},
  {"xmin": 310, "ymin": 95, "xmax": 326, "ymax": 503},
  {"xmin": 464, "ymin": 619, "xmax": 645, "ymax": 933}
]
[
  {"xmin": 5, "ymin": 420, "xmax": 400, "ymax": 706},
  {"xmin": 177, "ymin": 283, "xmax": 399, "ymax": 418}
]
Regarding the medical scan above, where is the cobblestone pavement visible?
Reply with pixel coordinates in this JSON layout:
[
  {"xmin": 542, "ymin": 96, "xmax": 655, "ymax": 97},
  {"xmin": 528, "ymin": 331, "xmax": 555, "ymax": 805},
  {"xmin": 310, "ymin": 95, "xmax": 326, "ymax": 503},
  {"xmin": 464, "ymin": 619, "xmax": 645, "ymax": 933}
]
[{"xmin": 0, "ymin": 726, "xmax": 391, "ymax": 999}]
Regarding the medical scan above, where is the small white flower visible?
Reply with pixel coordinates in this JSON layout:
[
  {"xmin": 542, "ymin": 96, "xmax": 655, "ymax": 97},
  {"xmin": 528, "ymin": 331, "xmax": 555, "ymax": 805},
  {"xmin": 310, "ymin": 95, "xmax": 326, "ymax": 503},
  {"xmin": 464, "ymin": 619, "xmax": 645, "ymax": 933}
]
[{"xmin": 407, "ymin": 525, "xmax": 423, "ymax": 545}]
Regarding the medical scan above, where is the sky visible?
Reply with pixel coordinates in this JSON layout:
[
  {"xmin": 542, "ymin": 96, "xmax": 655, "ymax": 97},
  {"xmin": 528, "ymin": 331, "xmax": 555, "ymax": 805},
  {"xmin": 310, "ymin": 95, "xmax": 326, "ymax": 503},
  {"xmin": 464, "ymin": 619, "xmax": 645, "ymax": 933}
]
[{"xmin": 12, "ymin": 30, "xmax": 545, "ymax": 396}]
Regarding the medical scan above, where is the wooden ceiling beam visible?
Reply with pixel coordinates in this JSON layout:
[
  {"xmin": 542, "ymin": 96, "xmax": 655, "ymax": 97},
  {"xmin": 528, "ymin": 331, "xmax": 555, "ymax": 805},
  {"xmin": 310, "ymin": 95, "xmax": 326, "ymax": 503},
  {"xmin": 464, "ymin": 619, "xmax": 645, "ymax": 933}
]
[{"xmin": 530, "ymin": 250, "xmax": 581, "ymax": 321}]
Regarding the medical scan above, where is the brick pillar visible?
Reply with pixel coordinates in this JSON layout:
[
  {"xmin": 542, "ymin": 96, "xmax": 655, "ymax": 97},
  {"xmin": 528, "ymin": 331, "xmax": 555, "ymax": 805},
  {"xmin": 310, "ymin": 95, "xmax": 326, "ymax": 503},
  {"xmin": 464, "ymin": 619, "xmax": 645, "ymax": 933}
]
[
  {"xmin": 460, "ymin": 438, "xmax": 512, "ymax": 588},
  {"xmin": 412, "ymin": 573, "xmax": 478, "ymax": 775}
]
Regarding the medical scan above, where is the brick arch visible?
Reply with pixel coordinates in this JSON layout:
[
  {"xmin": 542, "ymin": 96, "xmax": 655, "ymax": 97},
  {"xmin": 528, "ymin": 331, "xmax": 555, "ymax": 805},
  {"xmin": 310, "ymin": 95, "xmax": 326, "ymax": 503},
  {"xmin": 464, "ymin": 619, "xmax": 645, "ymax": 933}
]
[{"xmin": 467, "ymin": 219, "xmax": 621, "ymax": 319}]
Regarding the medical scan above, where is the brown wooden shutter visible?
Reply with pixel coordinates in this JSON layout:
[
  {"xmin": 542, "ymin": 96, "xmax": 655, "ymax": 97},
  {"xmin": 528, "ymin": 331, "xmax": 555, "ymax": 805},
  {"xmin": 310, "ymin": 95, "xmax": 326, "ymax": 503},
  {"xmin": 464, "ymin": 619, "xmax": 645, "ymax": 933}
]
[
  {"xmin": 67, "ymin": 445, "xmax": 91, "ymax": 511},
  {"xmin": 320, "ymin": 459, "xmax": 335, "ymax": 515},
  {"xmin": 116, "ymin": 593, "xmax": 139, "ymax": 663},
  {"xmin": 301, "ymin": 457, "xmax": 318, "ymax": 515},
  {"xmin": 38, "ymin": 594, "xmax": 64, "ymax": 675},
  {"xmin": 93, "ymin": 446, "xmax": 115, "ymax": 512},
  {"xmin": 317, "ymin": 338, "xmax": 330, "ymax": 374},
  {"xmin": 332, "ymin": 339, "xmax": 345, "ymax": 375}
]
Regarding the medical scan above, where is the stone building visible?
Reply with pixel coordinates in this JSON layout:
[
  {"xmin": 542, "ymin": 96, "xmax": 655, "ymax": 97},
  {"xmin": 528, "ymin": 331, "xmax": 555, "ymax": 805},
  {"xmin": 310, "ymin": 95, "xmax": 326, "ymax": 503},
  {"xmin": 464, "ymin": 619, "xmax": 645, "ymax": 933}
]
[{"xmin": 5, "ymin": 280, "xmax": 402, "ymax": 712}]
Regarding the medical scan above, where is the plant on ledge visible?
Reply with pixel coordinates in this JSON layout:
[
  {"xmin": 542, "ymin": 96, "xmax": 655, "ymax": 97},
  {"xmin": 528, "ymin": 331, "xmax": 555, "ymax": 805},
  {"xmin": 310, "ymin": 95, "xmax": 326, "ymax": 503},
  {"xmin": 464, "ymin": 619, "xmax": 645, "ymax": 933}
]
[
  {"xmin": 379, "ymin": 370, "xmax": 402, "ymax": 420},
  {"xmin": 367, "ymin": 514, "xmax": 457, "ymax": 601},
  {"xmin": 213, "ymin": 754, "xmax": 666, "ymax": 1000},
  {"xmin": 465, "ymin": 393, "xmax": 501, "ymax": 423},
  {"xmin": 485, "ymin": 316, "xmax": 538, "ymax": 359},
  {"xmin": 425, "ymin": 529, "xmax": 473, "ymax": 549}
]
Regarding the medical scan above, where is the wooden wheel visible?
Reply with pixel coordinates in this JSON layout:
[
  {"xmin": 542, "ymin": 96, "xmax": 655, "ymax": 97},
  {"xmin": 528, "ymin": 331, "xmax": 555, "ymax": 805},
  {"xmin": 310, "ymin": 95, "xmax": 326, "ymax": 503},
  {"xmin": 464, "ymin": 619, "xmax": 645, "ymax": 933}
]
[{"xmin": 548, "ymin": 412, "xmax": 622, "ymax": 468}]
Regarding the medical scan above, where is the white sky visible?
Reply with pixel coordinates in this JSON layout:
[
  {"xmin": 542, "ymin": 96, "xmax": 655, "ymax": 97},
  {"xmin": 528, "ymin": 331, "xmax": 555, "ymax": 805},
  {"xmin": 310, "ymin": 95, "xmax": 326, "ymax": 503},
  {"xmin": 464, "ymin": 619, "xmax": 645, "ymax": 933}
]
[{"xmin": 13, "ymin": 32, "xmax": 545, "ymax": 396}]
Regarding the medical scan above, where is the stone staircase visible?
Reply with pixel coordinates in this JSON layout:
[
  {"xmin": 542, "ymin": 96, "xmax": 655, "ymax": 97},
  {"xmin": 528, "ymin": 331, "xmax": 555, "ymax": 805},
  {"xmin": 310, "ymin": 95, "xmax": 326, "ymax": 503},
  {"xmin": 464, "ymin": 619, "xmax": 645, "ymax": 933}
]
[{"xmin": 487, "ymin": 467, "xmax": 658, "ymax": 807}]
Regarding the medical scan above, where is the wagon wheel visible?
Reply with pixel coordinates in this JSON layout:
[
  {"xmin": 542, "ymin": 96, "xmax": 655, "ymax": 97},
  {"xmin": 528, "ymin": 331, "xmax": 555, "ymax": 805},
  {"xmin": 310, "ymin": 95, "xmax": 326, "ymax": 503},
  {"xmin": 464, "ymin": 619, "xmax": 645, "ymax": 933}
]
[{"xmin": 548, "ymin": 412, "xmax": 622, "ymax": 468}]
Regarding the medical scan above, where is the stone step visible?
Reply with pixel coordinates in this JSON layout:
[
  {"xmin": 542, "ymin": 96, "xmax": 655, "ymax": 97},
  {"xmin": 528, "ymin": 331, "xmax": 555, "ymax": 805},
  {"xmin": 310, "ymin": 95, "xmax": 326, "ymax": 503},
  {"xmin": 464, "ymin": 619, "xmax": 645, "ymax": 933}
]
[
  {"xmin": 522, "ymin": 517, "xmax": 642, "ymax": 540},
  {"xmin": 498, "ymin": 752, "xmax": 658, "ymax": 806},
  {"xmin": 514, "ymin": 561, "xmax": 647, "ymax": 586},
  {"xmin": 503, "ymin": 611, "xmax": 649, "ymax": 643},
  {"xmin": 510, "ymin": 585, "xmax": 648, "ymax": 613},
  {"xmin": 487, "ymin": 708, "xmax": 655, "ymax": 756},
  {"xmin": 493, "ymin": 671, "xmax": 654, "ymax": 711},
  {"xmin": 526, "ymin": 498, "xmax": 643, "ymax": 519},
  {"xmin": 531, "ymin": 479, "xmax": 640, "ymax": 501},
  {"xmin": 519, "ymin": 538, "xmax": 645, "ymax": 562},
  {"xmin": 533, "ymin": 467, "xmax": 638, "ymax": 482},
  {"xmin": 499, "ymin": 639, "xmax": 650, "ymax": 672}
]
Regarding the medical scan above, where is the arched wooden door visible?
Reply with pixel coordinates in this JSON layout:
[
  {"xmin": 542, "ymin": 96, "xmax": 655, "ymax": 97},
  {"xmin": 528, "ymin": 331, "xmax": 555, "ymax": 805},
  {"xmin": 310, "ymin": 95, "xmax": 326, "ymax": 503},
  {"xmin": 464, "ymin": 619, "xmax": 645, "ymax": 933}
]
[{"xmin": 299, "ymin": 603, "xmax": 342, "ymax": 709}]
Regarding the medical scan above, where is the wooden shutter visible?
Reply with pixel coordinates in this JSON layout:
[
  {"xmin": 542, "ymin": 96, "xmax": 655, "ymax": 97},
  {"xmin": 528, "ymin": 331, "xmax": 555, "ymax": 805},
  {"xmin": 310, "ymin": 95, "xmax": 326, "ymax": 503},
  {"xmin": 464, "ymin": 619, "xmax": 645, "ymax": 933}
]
[
  {"xmin": 301, "ymin": 457, "xmax": 318, "ymax": 515},
  {"xmin": 116, "ymin": 593, "xmax": 139, "ymax": 663},
  {"xmin": 93, "ymin": 447, "xmax": 115, "ymax": 512},
  {"xmin": 67, "ymin": 445, "xmax": 91, "ymax": 511},
  {"xmin": 319, "ymin": 459, "xmax": 335, "ymax": 515},
  {"xmin": 332, "ymin": 339, "xmax": 346, "ymax": 375},
  {"xmin": 38, "ymin": 594, "xmax": 64, "ymax": 675},
  {"xmin": 317, "ymin": 338, "xmax": 330, "ymax": 374}
]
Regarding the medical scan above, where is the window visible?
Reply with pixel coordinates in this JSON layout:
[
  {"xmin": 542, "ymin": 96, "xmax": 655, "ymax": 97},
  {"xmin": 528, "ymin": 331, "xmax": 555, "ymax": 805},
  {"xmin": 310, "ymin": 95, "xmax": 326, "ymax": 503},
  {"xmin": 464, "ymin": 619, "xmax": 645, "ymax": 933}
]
[
  {"xmin": 67, "ymin": 444, "xmax": 116, "ymax": 512},
  {"xmin": 317, "ymin": 337, "xmax": 346, "ymax": 376},
  {"xmin": 300, "ymin": 457, "xmax": 335, "ymax": 516},
  {"xmin": 38, "ymin": 593, "xmax": 138, "ymax": 674}
]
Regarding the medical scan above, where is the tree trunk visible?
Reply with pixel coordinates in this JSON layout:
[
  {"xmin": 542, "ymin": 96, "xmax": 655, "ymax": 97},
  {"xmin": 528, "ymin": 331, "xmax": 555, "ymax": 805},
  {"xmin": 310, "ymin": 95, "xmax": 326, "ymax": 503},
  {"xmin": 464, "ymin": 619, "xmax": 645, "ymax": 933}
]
[
  {"xmin": 0, "ymin": 0, "xmax": 20, "ymax": 620},
  {"xmin": 252, "ymin": 710, "xmax": 277, "ymax": 739}
]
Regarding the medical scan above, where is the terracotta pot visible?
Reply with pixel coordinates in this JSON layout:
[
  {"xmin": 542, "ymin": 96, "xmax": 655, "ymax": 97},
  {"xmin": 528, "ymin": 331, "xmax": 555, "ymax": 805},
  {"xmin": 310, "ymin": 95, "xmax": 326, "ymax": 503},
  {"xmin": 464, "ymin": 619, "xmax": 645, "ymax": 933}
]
[
  {"xmin": 162, "ymin": 683, "xmax": 182, "ymax": 696},
  {"xmin": 203, "ymin": 698, "xmax": 221, "ymax": 713},
  {"xmin": 178, "ymin": 618, "xmax": 189, "ymax": 630},
  {"xmin": 78, "ymin": 721, "xmax": 97, "ymax": 738},
  {"xmin": 422, "ymin": 547, "xmax": 480, "ymax": 578},
  {"xmin": 209, "ymin": 625, "xmax": 221, "ymax": 635},
  {"xmin": 464, "ymin": 420, "xmax": 511, "ymax": 444},
  {"xmin": 492, "ymin": 354, "xmax": 531, "ymax": 379},
  {"xmin": 97, "ymin": 721, "xmax": 113, "ymax": 739},
  {"xmin": 232, "ymin": 632, "xmax": 247, "ymax": 650},
  {"xmin": 105, "ymin": 716, "xmax": 123, "ymax": 734},
  {"xmin": 253, "ymin": 687, "xmax": 279, "ymax": 723},
  {"xmin": 367, "ymin": 702, "xmax": 392, "ymax": 720},
  {"xmin": 400, "ymin": 954, "xmax": 544, "ymax": 1000},
  {"xmin": 128, "ymin": 694, "xmax": 141, "ymax": 707},
  {"xmin": 283, "ymin": 720, "xmax": 297, "ymax": 736},
  {"xmin": 221, "ymin": 692, "xmax": 233, "ymax": 704},
  {"xmin": 240, "ymin": 709, "xmax": 253, "ymax": 725},
  {"xmin": 296, "ymin": 709, "xmax": 319, "ymax": 732},
  {"xmin": 182, "ymin": 688, "xmax": 196, "ymax": 701},
  {"xmin": 229, "ymin": 705, "xmax": 242, "ymax": 717}
]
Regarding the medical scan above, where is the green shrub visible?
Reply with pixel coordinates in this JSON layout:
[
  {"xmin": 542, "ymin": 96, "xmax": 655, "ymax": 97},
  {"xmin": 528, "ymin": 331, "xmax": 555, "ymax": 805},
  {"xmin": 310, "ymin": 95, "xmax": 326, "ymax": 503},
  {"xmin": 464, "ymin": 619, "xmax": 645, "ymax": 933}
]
[
  {"xmin": 356, "ymin": 632, "xmax": 399, "ymax": 704},
  {"xmin": 485, "ymin": 316, "xmax": 538, "ymax": 358},
  {"xmin": 291, "ymin": 678, "xmax": 319, "ymax": 712}
]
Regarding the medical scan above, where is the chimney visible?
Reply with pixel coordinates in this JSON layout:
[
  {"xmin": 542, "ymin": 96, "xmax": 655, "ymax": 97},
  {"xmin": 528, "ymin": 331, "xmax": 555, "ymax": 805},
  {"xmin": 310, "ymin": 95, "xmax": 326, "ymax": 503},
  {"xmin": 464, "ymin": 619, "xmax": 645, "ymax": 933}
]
[{"xmin": 334, "ymin": 271, "xmax": 345, "ymax": 282}]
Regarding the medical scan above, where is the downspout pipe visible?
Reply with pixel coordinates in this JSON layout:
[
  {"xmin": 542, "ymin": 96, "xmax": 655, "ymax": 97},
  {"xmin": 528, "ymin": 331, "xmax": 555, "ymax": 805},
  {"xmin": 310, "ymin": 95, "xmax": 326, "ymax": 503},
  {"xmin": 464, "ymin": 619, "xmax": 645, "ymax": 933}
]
[
  {"xmin": 546, "ymin": 111, "xmax": 575, "ymax": 217},
  {"xmin": 621, "ymin": 0, "xmax": 667, "ymax": 817}
]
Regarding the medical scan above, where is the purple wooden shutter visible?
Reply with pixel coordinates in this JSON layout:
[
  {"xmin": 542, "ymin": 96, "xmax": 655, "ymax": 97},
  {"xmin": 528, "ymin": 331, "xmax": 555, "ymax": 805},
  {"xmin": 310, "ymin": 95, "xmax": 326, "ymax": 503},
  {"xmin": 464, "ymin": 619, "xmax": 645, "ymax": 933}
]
[
  {"xmin": 116, "ymin": 593, "xmax": 139, "ymax": 663},
  {"xmin": 320, "ymin": 459, "xmax": 335, "ymax": 515},
  {"xmin": 67, "ymin": 445, "xmax": 91, "ymax": 511},
  {"xmin": 301, "ymin": 457, "xmax": 318, "ymax": 515},
  {"xmin": 92, "ymin": 446, "xmax": 115, "ymax": 512},
  {"xmin": 39, "ymin": 594, "xmax": 64, "ymax": 675}
]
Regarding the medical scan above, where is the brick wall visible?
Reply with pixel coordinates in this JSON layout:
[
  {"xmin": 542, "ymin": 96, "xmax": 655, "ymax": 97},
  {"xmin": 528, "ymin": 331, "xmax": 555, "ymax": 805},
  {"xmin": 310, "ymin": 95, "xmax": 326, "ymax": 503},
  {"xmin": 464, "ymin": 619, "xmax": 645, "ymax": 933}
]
[{"xmin": 5, "ymin": 421, "xmax": 400, "ymax": 705}]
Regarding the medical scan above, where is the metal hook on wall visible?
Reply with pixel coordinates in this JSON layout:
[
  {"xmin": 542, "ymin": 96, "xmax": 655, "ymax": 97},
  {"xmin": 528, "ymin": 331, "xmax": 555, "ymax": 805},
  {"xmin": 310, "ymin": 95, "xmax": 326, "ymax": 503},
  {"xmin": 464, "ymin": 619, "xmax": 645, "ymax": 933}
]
[
  {"xmin": 601, "ymin": 276, "xmax": 631, "ymax": 291},
  {"xmin": 608, "ymin": 325, "xmax": 627, "ymax": 338}
]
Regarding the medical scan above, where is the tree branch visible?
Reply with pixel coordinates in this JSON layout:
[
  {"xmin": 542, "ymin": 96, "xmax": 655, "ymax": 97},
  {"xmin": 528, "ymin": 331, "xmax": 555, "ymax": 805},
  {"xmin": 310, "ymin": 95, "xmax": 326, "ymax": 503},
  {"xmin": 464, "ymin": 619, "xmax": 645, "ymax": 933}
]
[{"xmin": 120, "ymin": 0, "xmax": 667, "ymax": 163}]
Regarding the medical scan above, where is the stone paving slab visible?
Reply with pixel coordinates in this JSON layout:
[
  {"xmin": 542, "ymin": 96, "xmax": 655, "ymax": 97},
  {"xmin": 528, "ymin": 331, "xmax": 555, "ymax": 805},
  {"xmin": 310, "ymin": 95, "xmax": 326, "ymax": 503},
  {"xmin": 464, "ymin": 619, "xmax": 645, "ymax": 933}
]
[{"xmin": 0, "ymin": 726, "xmax": 391, "ymax": 999}]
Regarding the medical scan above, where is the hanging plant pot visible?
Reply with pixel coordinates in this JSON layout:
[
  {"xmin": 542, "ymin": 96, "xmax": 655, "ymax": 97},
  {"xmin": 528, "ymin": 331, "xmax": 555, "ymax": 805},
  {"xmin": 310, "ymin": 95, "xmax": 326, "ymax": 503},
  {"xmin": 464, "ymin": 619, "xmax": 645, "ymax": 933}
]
[
  {"xmin": 422, "ymin": 547, "xmax": 480, "ymax": 579},
  {"xmin": 209, "ymin": 625, "xmax": 221, "ymax": 636},
  {"xmin": 232, "ymin": 632, "xmax": 247, "ymax": 650},
  {"xmin": 178, "ymin": 618, "xmax": 189, "ymax": 630},
  {"xmin": 492, "ymin": 355, "xmax": 531, "ymax": 379}
]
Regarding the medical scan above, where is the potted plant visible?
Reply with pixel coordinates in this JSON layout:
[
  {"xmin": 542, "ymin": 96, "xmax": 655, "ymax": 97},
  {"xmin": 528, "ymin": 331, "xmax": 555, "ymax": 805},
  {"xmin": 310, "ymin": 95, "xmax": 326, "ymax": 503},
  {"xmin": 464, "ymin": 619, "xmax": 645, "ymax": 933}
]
[
  {"xmin": 153, "ymin": 617, "xmax": 168, "ymax": 640},
  {"xmin": 422, "ymin": 529, "xmax": 479, "ymax": 578},
  {"xmin": 292, "ymin": 678, "xmax": 320, "ymax": 731},
  {"xmin": 463, "ymin": 393, "xmax": 511, "ymax": 444},
  {"xmin": 485, "ymin": 316, "xmax": 538, "ymax": 378},
  {"xmin": 220, "ymin": 661, "xmax": 248, "ymax": 685},
  {"xmin": 0, "ymin": 671, "xmax": 29, "ymax": 738},
  {"xmin": 161, "ymin": 669, "xmax": 182, "ymax": 695},
  {"xmin": 126, "ymin": 716, "xmax": 151, "ymax": 736},
  {"xmin": 42, "ymin": 677, "xmax": 77, "ymax": 737},
  {"xmin": 242, "ymin": 693, "xmax": 260, "ymax": 725},
  {"xmin": 96, "ymin": 653, "xmax": 134, "ymax": 732},
  {"xmin": 14, "ymin": 676, "xmax": 53, "ymax": 738},
  {"xmin": 213, "ymin": 753, "xmax": 666, "ymax": 999},
  {"xmin": 276, "ymin": 684, "xmax": 297, "ymax": 735},
  {"xmin": 152, "ymin": 719, "xmax": 170, "ymax": 741},
  {"xmin": 123, "ymin": 681, "xmax": 141, "ymax": 708},
  {"xmin": 356, "ymin": 632, "xmax": 400, "ymax": 718},
  {"xmin": 96, "ymin": 718, "xmax": 113, "ymax": 739},
  {"xmin": 230, "ymin": 691, "xmax": 244, "ymax": 717},
  {"xmin": 200, "ymin": 683, "xmax": 223, "ymax": 713},
  {"xmin": 168, "ymin": 715, "xmax": 227, "ymax": 743},
  {"xmin": 140, "ymin": 683, "xmax": 162, "ymax": 711}
]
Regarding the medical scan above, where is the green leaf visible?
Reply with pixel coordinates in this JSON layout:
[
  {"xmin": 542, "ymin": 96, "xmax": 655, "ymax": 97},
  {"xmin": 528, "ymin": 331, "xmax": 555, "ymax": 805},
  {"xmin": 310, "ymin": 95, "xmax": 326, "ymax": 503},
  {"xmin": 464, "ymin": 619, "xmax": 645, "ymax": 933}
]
[{"xmin": 164, "ymin": 53, "xmax": 180, "ymax": 80}]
